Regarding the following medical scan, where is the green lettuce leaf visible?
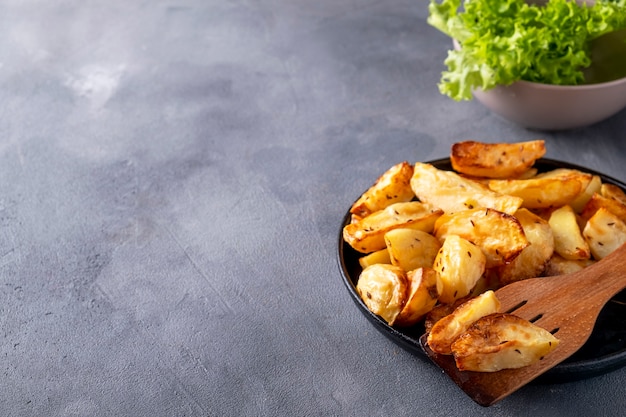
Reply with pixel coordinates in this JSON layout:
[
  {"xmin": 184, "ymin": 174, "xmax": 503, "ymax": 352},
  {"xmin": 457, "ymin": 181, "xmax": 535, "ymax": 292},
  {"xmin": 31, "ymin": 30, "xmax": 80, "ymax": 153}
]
[{"xmin": 428, "ymin": 0, "xmax": 626, "ymax": 101}]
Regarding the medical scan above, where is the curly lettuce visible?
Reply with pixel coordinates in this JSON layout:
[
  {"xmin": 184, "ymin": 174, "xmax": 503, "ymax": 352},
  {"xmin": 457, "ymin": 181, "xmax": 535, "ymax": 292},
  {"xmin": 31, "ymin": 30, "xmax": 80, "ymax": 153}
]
[{"xmin": 428, "ymin": 0, "xmax": 626, "ymax": 101}]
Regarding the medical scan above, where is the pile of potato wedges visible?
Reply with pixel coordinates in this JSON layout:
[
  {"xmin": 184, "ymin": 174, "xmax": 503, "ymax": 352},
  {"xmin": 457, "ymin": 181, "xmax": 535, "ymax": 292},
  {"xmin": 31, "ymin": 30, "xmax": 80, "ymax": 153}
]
[{"xmin": 343, "ymin": 140, "xmax": 626, "ymax": 372}]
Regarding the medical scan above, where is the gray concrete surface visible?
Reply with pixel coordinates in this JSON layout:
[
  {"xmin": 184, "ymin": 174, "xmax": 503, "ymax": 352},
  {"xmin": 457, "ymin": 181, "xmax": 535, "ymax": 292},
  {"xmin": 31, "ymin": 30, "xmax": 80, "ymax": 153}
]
[{"xmin": 2, "ymin": 1, "xmax": 626, "ymax": 416}]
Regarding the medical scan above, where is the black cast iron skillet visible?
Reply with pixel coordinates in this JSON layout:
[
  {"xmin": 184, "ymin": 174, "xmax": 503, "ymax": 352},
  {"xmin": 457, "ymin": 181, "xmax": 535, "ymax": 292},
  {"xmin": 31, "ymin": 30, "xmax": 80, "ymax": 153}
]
[{"xmin": 337, "ymin": 158, "xmax": 626, "ymax": 383}]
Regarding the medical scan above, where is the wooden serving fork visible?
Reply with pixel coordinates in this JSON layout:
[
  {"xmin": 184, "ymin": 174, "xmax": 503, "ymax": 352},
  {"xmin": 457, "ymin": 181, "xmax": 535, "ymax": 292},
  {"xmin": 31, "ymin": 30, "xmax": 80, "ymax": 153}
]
[{"xmin": 419, "ymin": 242, "xmax": 626, "ymax": 406}]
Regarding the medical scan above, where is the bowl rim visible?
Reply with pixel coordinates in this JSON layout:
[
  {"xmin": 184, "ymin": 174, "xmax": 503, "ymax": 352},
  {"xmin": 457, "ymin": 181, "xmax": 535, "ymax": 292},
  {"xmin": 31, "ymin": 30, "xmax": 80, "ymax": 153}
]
[{"xmin": 505, "ymin": 76, "xmax": 626, "ymax": 90}]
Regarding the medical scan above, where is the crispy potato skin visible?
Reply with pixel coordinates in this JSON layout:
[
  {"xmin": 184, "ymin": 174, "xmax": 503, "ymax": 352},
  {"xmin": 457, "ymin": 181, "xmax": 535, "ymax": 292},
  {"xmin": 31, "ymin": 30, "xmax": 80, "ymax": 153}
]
[
  {"xmin": 350, "ymin": 162, "xmax": 415, "ymax": 218},
  {"xmin": 451, "ymin": 313, "xmax": 559, "ymax": 372},
  {"xmin": 451, "ymin": 140, "xmax": 546, "ymax": 179}
]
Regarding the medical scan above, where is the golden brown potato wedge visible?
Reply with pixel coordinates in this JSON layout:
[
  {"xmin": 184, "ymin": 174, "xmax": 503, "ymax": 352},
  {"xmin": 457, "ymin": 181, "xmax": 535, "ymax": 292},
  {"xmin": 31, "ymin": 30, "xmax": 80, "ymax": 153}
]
[
  {"xmin": 488, "ymin": 169, "xmax": 592, "ymax": 210},
  {"xmin": 356, "ymin": 264, "xmax": 408, "ymax": 325},
  {"xmin": 433, "ymin": 235, "xmax": 486, "ymax": 304},
  {"xmin": 426, "ymin": 290, "xmax": 500, "ymax": 355},
  {"xmin": 423, "ymin": 297, "xmax": 471, "ymax": 334},
  {"xmin": 581, "ymin": 192, "xmax": 626, "ymax": 224},
  {"xmin": 534, "ymin": 168, "xmax": 591, "ymax": 181},
  {"xmin": 570, "ymin": 175, "xmax": 601, "ymax": 213},
  {"xmin": 469, "ymin": 273, "xmax": 498, "ymax": 298},
  {"xmin": 395, "ymin": 267, "xmax": 442, "ymax": 327},
  {"xmin": 583, "ymin": 207, "xmax": 626, "ymax": 260},
  {"xmin": 350, "ymin": 162, "xmax": 415, "ymax": 218},
  {"xmin": 544, "ymin": 253, "xmax": 595, "ymax": 277},
  {"xmin": 384, "ymin": 228, "xmax": 441, "ymax": 272},
  {"xmin": 451, "ymin": 313, "xmax": 559, "ymax": 372},
  {"xmin": 434, "ymin": 208, "xmax": 529, "ymax": 268},
  {"xmin": 410, "ymin": 162, "xmax": 523, "ymax": 215},
  {"xmin": 450, "ymin": 140, "xmax": 546, "ymax": 179},
  {"xmin": 343, "ymin": 201, "xmax": 443, "ymax": 253},
  {"xmin": 516, "ymin": 167, "xmax": 539, "ymax": 180},
  {"xmin": 548, "ymin": 205, "xmax": 590, "ymax": 261},
  {"xmin": 601, "ymin": 183, "xmax": 626, "ymax": 206},
  {"xmin": 496, "ymin": 208, "xmax": 554, "ymax": 285},
  {"xmin": 358, "ymin": 248, "xmax": 391, "ymax": 269}
]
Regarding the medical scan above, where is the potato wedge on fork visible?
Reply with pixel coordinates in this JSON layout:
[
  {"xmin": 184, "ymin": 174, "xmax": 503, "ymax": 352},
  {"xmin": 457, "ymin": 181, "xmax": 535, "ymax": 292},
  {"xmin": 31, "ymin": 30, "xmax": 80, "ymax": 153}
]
[{"xmin": 451, "ymin": 313, "xmax": 560, "ymax": 372}]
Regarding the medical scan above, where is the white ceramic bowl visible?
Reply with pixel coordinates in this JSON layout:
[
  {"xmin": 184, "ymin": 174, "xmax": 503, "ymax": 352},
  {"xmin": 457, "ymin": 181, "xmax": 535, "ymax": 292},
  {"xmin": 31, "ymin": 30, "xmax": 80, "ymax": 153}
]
[{"xmin": 472, "ymin": 77, "xmax": 626, "ymax": 130}]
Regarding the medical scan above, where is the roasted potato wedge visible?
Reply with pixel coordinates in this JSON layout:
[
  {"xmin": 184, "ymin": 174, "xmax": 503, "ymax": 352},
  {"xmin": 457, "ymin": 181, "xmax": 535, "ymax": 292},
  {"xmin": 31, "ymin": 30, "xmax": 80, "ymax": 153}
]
[
  {"xmin": 496, "ymin": 208, "xmax": 554, "ymax": 285},
  {"xmin": 450, "ymin": 140, "xmax": 546, "ymax": 179},
  {"xmin": 358, "ymin": 248, "xmax": 391, "ymax": 269},
  {"xmin": 384, "ymin": 228, "xmax": 441, "ymax": 272},
  {"xmin": 581, "ymin": 192, "xmax": 626, "ymax": 224},
  {"xmin": 410, "ymin": 162, "xmax": 523, "ymax": 215},
  {"xmin": 548, "ymin": 205, "xmax": 590, "ymax": 261},
  {"xmin": 395, "ymin": 267, "xmax": 442, "ymax": 327},
  {"xmin": 426, "ymin": 290, "xmax": 500, "ymax": 355},
  {"xmin": 570, "ymin": 174, "xmax": 601, "ymax": 213},
  {"xmin": 433, "ymin": 235, "xmax": 486, "ymax": 304},
  {"xmin": 356, "ymin": 264, "xmax": 408, "ymax": 325},
  {"xmin": 343, "ymin": 201, "xmax": 443, "ymax": 253},
  {"xmin": 434, "ymin": 208, "xmax": 529, "ymax": 268},
  {"xmin": 601, "ymin": 183, "xmax": 626, "ymax": 206},
  {"xmin": 451, "ymin": 313, "xmax": 559, "ymax": 372},
  {"xmin": 423, "ymin": 297, "xmax": 471, "ymax": 334},
  {"xmin": 516, "ymin": 167, "xmax": 539, "ymax": 180},
  {"xmin": 534, "ymin": 168, "xmax": 592, "ymax": 181},
  {"xmin": 583, "ymin": 207, "xmax": 626, "ymax": 260},
  {"xmin": 544, "ymin": 253, "xmax": 595, "ymax": 277},
  {"xmin": 488, "ymin": 169, "xmax": 592, "ymax": 209},
  {"xmin": 350, "ymin": 162, "xmax": 415, "ymax": 218}
]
